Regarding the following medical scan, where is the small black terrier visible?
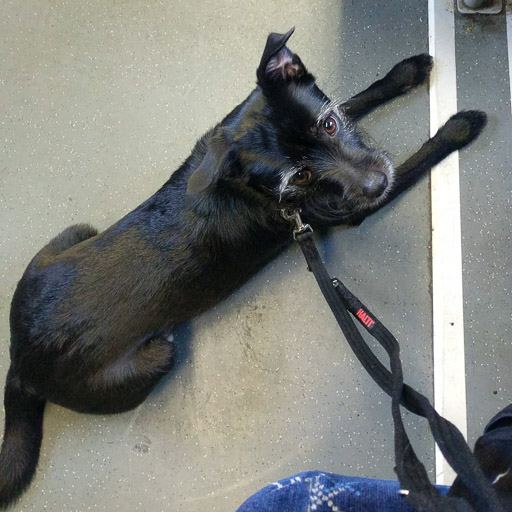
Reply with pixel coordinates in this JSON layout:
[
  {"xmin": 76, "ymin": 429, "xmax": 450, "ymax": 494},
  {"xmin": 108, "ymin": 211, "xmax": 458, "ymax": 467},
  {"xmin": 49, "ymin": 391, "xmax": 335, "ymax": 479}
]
[{"xmin": 0, "ymin": 28, "xmax": 485, "ymax": 507}]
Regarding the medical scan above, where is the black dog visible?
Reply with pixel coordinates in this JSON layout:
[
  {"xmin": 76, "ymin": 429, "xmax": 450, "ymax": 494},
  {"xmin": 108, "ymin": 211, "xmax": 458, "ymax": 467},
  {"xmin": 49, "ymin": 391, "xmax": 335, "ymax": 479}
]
[{"xmin": 0, "ymin": 28, "xmax": 486, "ymax": 508}]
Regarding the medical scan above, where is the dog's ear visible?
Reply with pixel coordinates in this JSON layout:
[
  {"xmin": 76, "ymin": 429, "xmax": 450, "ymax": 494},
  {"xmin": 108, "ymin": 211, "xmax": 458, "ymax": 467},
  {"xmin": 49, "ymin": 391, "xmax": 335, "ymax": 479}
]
[
  {"xmin": 187, "ymin": 134, "xmax": 230, "ymax": 195},
  {"xmin": 257, "ymin": 27, "xmax": 307, "ymax": 89}
]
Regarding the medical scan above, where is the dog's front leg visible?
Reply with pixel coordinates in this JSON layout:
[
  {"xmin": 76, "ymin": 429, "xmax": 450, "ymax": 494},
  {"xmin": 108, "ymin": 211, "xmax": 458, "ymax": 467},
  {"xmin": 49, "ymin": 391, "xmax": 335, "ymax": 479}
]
[
  {"xmin": 341, "ymin": 54, "xmax": 433, "ymax": 120},
  {"xmin": 347, "ymin": 110, "xmax": 487, "ymax": 225},
  {"xmin": 390, "ymin": 110, "xmax": 486, "ymax": 198}
]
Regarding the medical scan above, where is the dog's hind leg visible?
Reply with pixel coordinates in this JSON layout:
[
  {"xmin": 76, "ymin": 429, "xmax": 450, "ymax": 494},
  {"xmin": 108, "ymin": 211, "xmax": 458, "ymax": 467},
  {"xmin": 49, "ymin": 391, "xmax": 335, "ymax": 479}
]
[
  {"xmin": 38, "ymin": 223, "xmax": 98, "ymax": 258},
  {"xmin": 91, "ymin": 335, "xmax": 175, "ymax": 414},
  {"xmin": 347, "ymin": 110, "xmax": 487, "ymax": 225},
  {"xmin": 63, "ymin": 335, "xmax": 175, "ymax": 415},
  {"xmin": 341, "ymin": 54, "xmax": 433, "ymax": 120}
]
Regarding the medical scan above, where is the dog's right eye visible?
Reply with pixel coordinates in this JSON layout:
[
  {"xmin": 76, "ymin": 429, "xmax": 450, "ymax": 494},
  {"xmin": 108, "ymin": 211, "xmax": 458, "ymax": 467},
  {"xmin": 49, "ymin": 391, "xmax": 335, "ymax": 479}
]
[
  {"xmin": 323, "ymin": 116, "xmax": 338, "ymax": 136},
  {"xmin": 292, "ymin": 170, "xmax": 312, "ymax": 184}
]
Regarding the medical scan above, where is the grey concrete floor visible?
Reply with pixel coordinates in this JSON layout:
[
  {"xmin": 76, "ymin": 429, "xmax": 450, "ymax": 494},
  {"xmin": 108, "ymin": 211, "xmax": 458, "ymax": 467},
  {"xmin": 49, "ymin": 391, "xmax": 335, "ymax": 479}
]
[
  {"xmin": 455, "ymin": 10, "xmax": 512, "ymax": 445},
  {"xmin": 0, "ymin": 1, "xmax": 510, "ymax": 511}
]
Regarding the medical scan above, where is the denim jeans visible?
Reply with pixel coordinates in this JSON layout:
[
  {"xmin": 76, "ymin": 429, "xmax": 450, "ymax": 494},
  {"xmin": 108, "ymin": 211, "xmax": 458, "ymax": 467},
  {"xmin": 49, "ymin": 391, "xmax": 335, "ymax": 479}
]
[{"xmin": 236, "ymin": 471, "xmax": 449, "ymax": 512}]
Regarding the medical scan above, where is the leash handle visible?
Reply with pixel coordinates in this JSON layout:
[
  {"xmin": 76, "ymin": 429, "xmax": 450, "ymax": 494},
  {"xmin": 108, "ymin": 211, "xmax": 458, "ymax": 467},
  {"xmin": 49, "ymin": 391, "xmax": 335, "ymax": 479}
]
[{"xmin": 293, "ymin": 228, "xmax": 505, "ymax": 512}]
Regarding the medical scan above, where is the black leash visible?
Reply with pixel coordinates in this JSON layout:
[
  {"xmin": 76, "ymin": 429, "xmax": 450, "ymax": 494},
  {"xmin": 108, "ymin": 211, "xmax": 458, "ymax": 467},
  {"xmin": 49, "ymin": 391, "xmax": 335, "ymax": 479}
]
[{"xmin": 282, "ymin": 209, "xmax": 507, "ymax": 512}]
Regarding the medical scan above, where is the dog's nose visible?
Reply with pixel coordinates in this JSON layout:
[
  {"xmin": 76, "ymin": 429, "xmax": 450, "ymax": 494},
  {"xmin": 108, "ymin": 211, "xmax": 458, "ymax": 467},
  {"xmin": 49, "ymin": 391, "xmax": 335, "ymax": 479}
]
[{"xmin": 363, "ymin": 171, "xmax": 388, "ymax": 199}]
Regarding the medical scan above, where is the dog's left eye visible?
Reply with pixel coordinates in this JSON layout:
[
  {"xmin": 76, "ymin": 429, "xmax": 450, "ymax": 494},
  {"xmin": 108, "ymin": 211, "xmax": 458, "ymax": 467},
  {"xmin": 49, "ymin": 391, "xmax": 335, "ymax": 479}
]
[
  {"xmin": 323, "ymin": 116, "xmax": 337, "ymax": 136},
  {"xmin": 292, "ymin": 170, "xmax": 313, "ymax": 184}
]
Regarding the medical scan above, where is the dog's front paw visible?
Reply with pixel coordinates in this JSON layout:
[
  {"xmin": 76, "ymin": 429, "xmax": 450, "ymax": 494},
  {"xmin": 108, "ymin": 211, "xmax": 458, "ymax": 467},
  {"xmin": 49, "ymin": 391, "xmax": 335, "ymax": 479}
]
[
  {"xmin": 436, "ymin": 110, "xmax": 487, "ymax": 149},
  {"xmin": 386, "ymin": 54, "xmax": 433, "ymax": 93}
]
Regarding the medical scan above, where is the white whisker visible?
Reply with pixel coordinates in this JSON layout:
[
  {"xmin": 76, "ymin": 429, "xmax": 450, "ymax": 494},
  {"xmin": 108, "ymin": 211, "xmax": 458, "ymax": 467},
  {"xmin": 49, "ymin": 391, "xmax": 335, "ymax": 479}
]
[{"xmin": 278, "ymin": 165, "xmax": 300, "ymax": 201}]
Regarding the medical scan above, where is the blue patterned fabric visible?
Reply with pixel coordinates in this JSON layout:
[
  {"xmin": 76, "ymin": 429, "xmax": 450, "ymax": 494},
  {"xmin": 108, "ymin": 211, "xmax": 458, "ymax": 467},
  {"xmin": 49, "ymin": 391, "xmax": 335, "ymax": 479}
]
[{"xmin": 236, "ymin": 471, "xmax": 449, "ymax": 512}]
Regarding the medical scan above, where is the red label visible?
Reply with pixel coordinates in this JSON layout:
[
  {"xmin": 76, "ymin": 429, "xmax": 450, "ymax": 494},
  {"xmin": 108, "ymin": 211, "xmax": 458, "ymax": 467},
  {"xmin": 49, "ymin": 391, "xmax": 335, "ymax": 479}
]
[{"xmin": 356, "ymin": 308, "xmax": 375, "ymax": 329}]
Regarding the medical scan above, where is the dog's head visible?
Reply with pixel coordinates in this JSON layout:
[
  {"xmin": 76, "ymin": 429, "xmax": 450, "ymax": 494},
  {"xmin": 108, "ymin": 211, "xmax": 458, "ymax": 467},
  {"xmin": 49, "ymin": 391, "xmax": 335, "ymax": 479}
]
[{"xmin": 187, "ymin": 28, "xmax": 395, "ymax": 226}]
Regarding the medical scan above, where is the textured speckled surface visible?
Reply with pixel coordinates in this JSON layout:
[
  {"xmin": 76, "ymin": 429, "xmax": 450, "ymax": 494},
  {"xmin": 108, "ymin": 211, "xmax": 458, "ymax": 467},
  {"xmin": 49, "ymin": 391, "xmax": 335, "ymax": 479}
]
[
  {"xmin": 455, "ymin": 10, "xmax": 512, "ymax": 446},
  {"xmin": 0, "ymin": 1, "xmax": 509, "ymax": 511}
]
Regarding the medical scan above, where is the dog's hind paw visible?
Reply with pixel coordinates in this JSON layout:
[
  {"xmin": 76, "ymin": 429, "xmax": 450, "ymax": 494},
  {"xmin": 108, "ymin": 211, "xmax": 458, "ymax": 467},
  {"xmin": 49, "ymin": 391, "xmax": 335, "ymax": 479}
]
[
  {"xmin": 386, "ymin": 54, "xmax": 433, "ymax": 93},
  {"xmin": 436, "ymin": 110, "xmax": 487, "ymax": 149}
]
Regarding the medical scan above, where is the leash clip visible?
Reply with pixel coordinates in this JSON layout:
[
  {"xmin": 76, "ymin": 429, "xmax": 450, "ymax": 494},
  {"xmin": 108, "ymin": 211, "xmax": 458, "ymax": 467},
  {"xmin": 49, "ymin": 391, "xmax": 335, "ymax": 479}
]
[{"xmin": 280, "ymin": 208, "xmax": 313, "ymax": 240}]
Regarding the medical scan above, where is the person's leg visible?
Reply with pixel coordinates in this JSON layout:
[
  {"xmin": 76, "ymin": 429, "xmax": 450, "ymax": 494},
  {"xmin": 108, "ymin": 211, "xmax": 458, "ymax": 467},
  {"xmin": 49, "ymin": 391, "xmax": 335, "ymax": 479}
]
[{"xmin": 236, "ymin": 471, "xmax": 449, "ymax": 512}]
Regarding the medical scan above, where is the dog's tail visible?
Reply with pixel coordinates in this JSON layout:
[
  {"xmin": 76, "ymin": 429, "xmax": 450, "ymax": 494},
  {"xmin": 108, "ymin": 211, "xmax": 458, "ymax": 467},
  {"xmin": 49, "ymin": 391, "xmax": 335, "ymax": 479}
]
[{"xmin": 0, "ymin": 367, "xmax": 46, "ymax": 509}]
